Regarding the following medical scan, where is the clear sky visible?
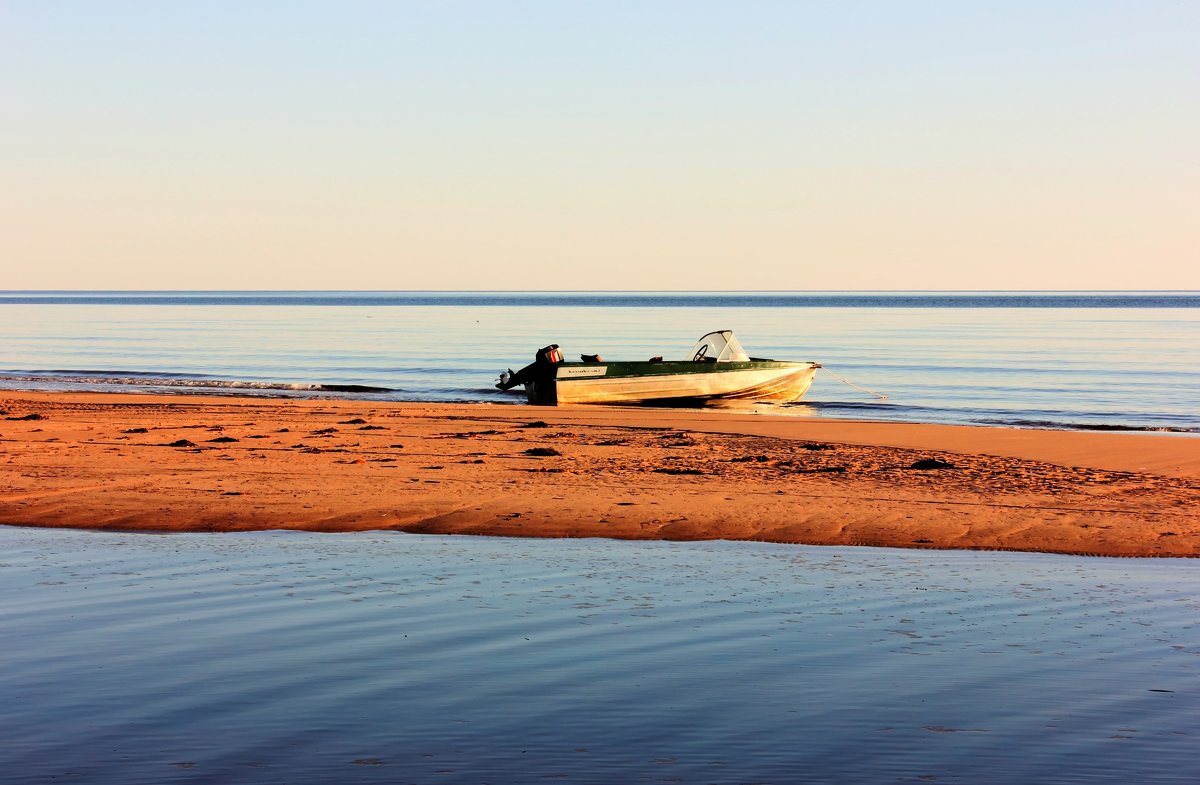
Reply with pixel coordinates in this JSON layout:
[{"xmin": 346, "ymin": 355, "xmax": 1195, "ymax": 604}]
[{"xmin": 3, "ymin": 1, "xmax": 1197, "ymax": 290}]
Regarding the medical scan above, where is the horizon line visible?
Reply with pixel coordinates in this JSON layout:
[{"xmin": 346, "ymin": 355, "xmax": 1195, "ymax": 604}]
[{"xmin": 3, "ymin": 289, "xmax": 1198, "ymax": 295}]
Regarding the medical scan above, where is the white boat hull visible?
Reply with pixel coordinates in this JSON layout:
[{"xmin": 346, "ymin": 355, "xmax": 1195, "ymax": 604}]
[{"xmin": 545, "ymin": 364, "xmax": 818, "ymax": 405}]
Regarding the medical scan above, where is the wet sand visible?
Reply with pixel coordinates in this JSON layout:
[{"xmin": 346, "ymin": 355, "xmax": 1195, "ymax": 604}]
[{"xmin": 1, "ymin": 391, "xmax": 1197, "ymax": 556}]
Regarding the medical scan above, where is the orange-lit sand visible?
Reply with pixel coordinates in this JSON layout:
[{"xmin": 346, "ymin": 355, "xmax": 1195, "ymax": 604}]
[{"xmin": 2, "ymin": 391, "xmax": 1196, "ymax": 556}]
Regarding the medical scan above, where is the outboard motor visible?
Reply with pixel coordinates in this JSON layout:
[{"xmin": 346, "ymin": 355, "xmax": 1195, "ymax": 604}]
[
  {"xmin": 535, "ymin": 344, "xmax": 563, "ymax": 366},
  {"xmin": 496, "ymin": 344, "xmax": 564, "ymax": 405}
]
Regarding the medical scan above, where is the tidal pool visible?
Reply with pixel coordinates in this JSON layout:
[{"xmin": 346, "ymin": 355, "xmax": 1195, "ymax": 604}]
[{"xmin": 1, "ymin": 527, "xmax": 1196, "ymax": 784}]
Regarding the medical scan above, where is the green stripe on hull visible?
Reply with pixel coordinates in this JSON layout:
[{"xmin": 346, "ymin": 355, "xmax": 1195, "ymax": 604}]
[{"xmin": 555, "ymin": 360, "xmax": 805, "ymax": 378}]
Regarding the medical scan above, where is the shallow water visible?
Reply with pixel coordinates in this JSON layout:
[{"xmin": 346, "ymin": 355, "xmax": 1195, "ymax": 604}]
[
  {"xmin": 1, "ymin": 291, "xmax": 1198, "ymax": 432},
  {"xmin": 1, "ymin": 527, "xmax": 1197, "ymax": 784}
]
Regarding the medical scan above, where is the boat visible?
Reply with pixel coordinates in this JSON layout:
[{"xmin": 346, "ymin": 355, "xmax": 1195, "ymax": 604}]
[{"xmin": 495, "ymin": 330, "xmax": 819, "ymax": 406}]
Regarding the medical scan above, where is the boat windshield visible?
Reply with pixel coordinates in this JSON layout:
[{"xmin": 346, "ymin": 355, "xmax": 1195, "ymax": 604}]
[{"xmin": 686, "ymin": 330, "xmax": 750, "ymax": 362}]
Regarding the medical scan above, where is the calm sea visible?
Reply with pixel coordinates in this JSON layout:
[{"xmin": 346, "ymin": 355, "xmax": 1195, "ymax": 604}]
[
  {"xmin": 1, "ymin": 291, "xmax": 1197, "ymax": 432},
  {"xmin": 2, "ymin": 527, "xmax": 1197, "ymax": 785}
]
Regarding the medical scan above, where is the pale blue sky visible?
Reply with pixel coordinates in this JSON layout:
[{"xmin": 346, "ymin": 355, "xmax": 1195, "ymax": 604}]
[{"xmin": 3, "ymin": 1, "xmax": 1196, "ymax": 289}]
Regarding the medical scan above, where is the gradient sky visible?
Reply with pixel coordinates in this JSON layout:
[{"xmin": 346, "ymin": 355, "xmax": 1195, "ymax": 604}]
[{"xmin": 3, "ymin": 1, "xmax": 1197, "ymax": 290}]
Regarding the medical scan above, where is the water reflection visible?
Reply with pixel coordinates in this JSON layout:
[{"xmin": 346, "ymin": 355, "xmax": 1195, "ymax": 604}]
[{"xmin": 1, "ymin": 528, "xmax": 1197, "ymax": 784}]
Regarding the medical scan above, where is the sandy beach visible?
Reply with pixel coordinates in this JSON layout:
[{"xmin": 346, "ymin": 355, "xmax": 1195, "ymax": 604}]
[{"xmin": 1, "ymin": 390, "xmax": 1196, "ymax": 556}]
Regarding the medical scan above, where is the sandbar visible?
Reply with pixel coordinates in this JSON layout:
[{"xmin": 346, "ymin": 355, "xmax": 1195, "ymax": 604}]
[{"xmin": 2, "ymin": 391, "xmax": 1196, "ymax": 556}]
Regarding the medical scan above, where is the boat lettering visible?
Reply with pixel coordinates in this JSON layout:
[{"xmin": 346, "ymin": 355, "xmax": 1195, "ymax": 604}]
[{"xmin": 558, "ymin": 366, "xmax": 608, "ymax": 378}]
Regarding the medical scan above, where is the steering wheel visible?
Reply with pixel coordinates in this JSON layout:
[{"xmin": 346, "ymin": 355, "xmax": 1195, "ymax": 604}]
[{"xmin": 692, "ymin": 344, "xmax": 709, "ymax": 362}]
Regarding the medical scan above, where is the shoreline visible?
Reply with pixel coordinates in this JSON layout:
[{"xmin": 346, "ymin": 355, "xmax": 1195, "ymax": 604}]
[{"xmin": 2, "ymin": 390, "xmax": 1197, "ymax": 557}]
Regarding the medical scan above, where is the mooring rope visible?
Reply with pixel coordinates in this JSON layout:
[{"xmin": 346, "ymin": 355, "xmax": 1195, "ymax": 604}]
[{"xmin": 817, "ymin": 364, "xmax": 889, "ymax": 399}]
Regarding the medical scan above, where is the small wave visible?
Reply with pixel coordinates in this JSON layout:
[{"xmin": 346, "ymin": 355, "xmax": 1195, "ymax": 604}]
[
  {"xmin": 790, "ymin": 400, "xmax": 1199, "ymax": 434},
  {"xmin": 788, "ymin": 400, "xmax": 920, "ymax": 413},
  {"xmin": 977, "ymin": 418, "xmax": 1198, "ymax": 434},
  {"xmin": 315, "ymin": 384, "xmax": 395, "ymax": 393},
  {"xmin": 0, "ymin": 373, "xmax": 394, "ymax": 394}
]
